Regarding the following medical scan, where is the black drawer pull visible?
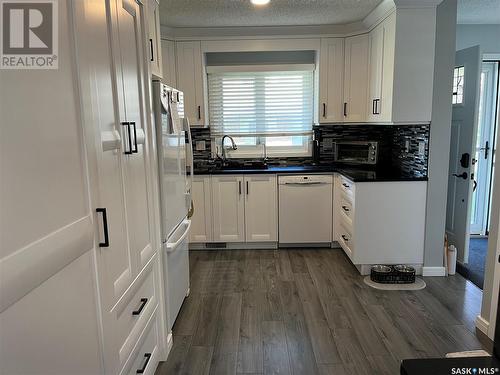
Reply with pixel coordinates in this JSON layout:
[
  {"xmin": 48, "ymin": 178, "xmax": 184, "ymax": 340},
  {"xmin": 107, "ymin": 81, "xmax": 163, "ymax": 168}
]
[
  {"xmin": 342, "ymin": 205, "xmax": 350, "ymax": 212},
  {"xmin": 246, "ymin": 181, "xmax": 249, "ymax": 195},
  {"xmin": 322, "ymin": 103, "xmax": 327, "ymax": 117},
  {"xmin": 149, "ymin": 39, "xmax": 154, "ymax": 62},
  {"xmin": 136, "ymin": 353, "xmax": 152, "ymax": 374},
  {"xmin": 197, "ymin": 106, "xmax": 201, "ymax": 120},
  {"xmin": 341, "ymin": 235, "xmax": 349, "ymax": 242},
  {"xmin": 343, "ymin": 102, "xmax": 347, "ymax": 117},
  {"xmin": 130, "ymin": 122, "xmax": 138, "ymax": 154},
  {"xmin": 122, "ymin": 122, "xmax": 133, "ymax": 154},
  {"xmin": 96, "ymin": 208, "xmax": 109, "ymax": 248},
  {"xmin": 132, "ymin": 298, "xmax": 148, "ymax": 316}
]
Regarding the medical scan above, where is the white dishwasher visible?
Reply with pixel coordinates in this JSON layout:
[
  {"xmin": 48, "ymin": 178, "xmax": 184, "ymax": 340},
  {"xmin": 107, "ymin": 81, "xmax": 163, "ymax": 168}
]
[{"xmin": 278, "ymin": 175, "xmax": 333, "ymax": 244}]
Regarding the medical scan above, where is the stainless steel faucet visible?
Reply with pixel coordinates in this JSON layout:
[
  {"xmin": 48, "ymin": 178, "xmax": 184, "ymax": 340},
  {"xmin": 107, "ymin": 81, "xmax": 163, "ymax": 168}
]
[{"xmin": 221, "ymin": 135, "xmax": 237, "ymax": 162}]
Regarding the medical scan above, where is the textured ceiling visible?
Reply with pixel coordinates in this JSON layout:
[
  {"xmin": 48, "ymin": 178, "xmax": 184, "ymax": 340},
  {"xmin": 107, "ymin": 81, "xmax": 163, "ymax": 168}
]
[
  {"xmin": 159, "ymin": 0, "xmax": 383, "ymax": 28},
  {"xmin": 457, "ymin": 0, "xmax": 500, "ymax": 24}
]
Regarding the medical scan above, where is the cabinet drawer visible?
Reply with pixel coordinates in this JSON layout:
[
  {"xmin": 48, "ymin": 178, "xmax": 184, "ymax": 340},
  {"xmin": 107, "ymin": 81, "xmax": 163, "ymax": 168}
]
[
  {"xmin": 126, "ymin": 311, "xmax": 160, "ymax": 375},
  {"xmin": 116, "ymin": 266, "xmax": 158, "ymax": 365},
  {"xmin": 338, "ymin": 220, "xmax": 354, "ymax": 259},
  {"xmin": 339, "ymin": 176, "xmax": 355, "ymax": 197},
  {"xmin": 339, "ymin": 191, "xmax": 354, "ymax": 224}
]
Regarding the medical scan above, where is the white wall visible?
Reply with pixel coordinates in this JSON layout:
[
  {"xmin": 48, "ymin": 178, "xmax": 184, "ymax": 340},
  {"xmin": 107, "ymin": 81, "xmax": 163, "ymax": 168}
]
[
  {"xmin": 456, "ymin": 24, "xmax": 500, "ymax": 53},
  {"xmin": 423, "ymin": 0, "xmax": 457, "ymax": 270}
]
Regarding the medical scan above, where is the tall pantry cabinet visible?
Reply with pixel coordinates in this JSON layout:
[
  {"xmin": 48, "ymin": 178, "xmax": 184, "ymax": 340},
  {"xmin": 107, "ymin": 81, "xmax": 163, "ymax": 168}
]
[{"xmin": 0, "ymin": 0, "xmax": 168, "ymax": 374}]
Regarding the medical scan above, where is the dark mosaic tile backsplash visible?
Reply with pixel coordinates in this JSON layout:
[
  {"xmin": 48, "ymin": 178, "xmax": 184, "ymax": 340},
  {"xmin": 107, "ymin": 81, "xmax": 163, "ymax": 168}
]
[{"xmin": 191, "ymin": 124, "xmax": 430, "ymax": 177}]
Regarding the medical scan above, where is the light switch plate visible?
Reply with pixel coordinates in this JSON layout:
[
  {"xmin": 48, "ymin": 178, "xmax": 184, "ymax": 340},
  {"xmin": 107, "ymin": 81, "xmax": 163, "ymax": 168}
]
[{"xmin": 195, "ymin": 140, "xmax": 206, "ymax": 151}]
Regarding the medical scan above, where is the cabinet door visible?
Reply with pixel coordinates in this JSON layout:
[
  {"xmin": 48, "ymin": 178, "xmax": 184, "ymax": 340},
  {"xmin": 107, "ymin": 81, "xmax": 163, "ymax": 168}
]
[
  {"xmin": 161, "ymin": 39, "xmax": 177, "ymax": 87},
  {"xmin": 147, "ymin": 0, "xmax": 162, "ymax": 78},
  {"xmin": 212, "ymin": 175, "xmax": 245, "ymax": 242},
  {"xmin": 319, "ymin": 38, "xmax": 344, "ymax": 123},
  {"xmin": 190, "ymin": 176, "xmax": 213, "ymax": 243},
  {"xmin": 176, "ymin": 41, "xmax": 205, "ymax": 126},
  {"xmin": 380, "ymin": 13, "xmax": 395, "ymax": 123},
  {"xmin": 245, "ymin": 175, "xmax": 277, "ymax": 242},
  {"xmin": 113, "ymin": 0, "xmax": 155, "ymax": 274},
  {"xmin": 367, "ymin": 23, "xmax": 384, "ymax": 122},
  {"xmin": 343, "ymin": 35, "xmax": 369, "ymax": 123}
]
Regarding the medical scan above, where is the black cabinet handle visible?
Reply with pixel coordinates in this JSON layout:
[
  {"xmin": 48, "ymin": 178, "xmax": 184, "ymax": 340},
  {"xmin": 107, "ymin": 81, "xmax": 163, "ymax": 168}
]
[
  {"xmin": 96, "ymin": 208, "xmax": 109, "ymax": 248},
  {"xmin": 322, "ymin": 103, "xmax": 326, "ymax": 118},
  {"xmin": 341, "ymin": 235, "xmax": 349, "ymax": 242},
  {"xmin": 122, "ymin": 122, "xmax": 133, "ymax": 154},
  {"xmin": 343, "ymin": 102, "xmax": 347, "ymax": 117},
  {"xmin": 246, "ymin": 181, "xmax": 249, "ymax": 195},
  {"xmin": 132, "ymin": 298, "xmax": 148, "ymax": 316},
  {"xmin": 136, "ymin": 353, "xmax": 152, "ymax": 374},
  {"xmin": 149, "ymin": 39, "xmax": 154, "ymax": 62},
  {"xmin": 342, "ymin": 183, "xmax": 350, "ymax": 188},
  {"xmin": 197, "ymin": 106, "xmax": 201, "ymax": 120},
  {"xmin": 342, "ymin": 205, "xmax": 350, "ymax": 212},
  {"xmin": 130, "ymin": 122, "xmax": 138, "ymax": 154},
  {"xmin": 239, "ymin": 181, "xmax": 242, "ymax": 195}
]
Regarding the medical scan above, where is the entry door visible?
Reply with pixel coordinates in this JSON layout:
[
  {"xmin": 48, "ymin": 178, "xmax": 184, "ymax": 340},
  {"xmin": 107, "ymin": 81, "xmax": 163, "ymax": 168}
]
[{"xmin": 446, "ymin": 46, "xmax": 482, "ymax": 263}]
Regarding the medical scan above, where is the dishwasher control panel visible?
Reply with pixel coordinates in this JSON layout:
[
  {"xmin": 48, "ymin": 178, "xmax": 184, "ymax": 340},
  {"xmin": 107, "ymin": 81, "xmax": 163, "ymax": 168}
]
[{"xmin": 278, "ymin": 175, "xmax": 333, "ymax": 185}]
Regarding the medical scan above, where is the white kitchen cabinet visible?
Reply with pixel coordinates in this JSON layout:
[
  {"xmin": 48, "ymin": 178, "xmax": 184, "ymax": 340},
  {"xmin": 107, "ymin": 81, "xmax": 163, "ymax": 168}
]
[
  {"xmin": 211, "ymin": 175, "xmax": 245, "ymax": 242},
  {"xmin": 190, "ymin": 176, "xmax": 213, "ymax": 243},
  {"xmin": 319, "ymin": 38, "xmax": 344, "ymax": 123},
  {"xmin": 147, "ymin": 0, "xmax": 162, "ymax": 78},
  {"xmin": 176, "ymin": 41, "xmax": 206, "ymax": 126},
  {"xmin": 367, "ymin": 21, "xmax": 385, "ymax": 122},
  {"xmin": 244, "ymin": 175, "xmax": 278, "ymax": 242},
  {"xmin": 334, "ymin": 175, "xmax": 427, "ymax": 274},
  {"xmin": 343, "ymin": 34, "xmax": 369, "ymax": 122},
  {"xmin": 161, "ymin": 39, "xmax": 177, "ymax": 87},
  {"xmin": 112, "ymin": 0, "xmax": 156, "ymax": 274}
]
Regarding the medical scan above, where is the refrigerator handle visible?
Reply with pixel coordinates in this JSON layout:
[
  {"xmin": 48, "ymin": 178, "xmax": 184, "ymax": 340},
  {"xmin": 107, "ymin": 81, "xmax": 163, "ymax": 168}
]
[
  {"xmin": 184, "ymin": 117, "xmax": 194, "ymax": 200},
  {"xmin": 166, "ymin": 220, "xmax": 192, "ymax": 253}
]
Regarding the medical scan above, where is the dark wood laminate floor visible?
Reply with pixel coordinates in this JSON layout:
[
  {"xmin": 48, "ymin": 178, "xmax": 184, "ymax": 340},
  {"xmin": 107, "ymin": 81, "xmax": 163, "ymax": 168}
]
[{"xmin": 155, "ymin": 249, "xmax": 485, "ymax": 375}]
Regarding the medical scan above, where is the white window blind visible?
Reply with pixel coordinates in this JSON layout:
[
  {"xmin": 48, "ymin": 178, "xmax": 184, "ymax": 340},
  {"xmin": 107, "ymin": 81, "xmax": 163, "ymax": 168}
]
[{"xmin": 207, "ymin": 69, "xmax": 314, "ymax": 138}]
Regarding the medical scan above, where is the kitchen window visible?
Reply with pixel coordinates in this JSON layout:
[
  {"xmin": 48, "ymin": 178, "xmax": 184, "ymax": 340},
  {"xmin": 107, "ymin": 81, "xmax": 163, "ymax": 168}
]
[{"xmin": 207, "ymin": 65, "xmax": 314, "ymax": 157}]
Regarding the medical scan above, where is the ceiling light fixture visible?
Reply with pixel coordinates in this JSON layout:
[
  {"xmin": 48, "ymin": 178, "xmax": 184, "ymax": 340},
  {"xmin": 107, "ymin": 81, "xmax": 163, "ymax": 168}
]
[{"xmin": 251, "ymin": 0, "xmax": 270, "ymax": 6}]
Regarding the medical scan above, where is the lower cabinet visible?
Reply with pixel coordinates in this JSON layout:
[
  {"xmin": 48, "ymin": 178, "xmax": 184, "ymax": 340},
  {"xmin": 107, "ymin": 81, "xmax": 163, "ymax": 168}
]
[
  {"xmin": 334, "ymin": 174, "xmax": 427, "ymax": 271},
  {"xmin": 190, "ymin": 176, "xmax": 213, "ymax": 242},
  {"xmin": 245, "ymin": 175, "xmax": 278, "ymax": 242},
  {"xmin": 211, "ymin": 175, "xmax": 246, "ymax": 242},
  {"xmin": 191, "ymin": 174, "xmax": 278, "ymax": 244}
]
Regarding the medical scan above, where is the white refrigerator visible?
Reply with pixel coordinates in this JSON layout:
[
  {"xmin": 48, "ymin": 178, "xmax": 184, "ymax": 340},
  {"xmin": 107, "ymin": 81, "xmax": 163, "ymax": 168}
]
[{"xmin": 152, "ymin": 81, "xmax": 193, "ymax": 331}]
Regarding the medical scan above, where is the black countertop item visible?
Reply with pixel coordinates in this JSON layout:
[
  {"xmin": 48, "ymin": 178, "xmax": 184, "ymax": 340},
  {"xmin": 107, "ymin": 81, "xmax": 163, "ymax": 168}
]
[
  {"xmin": 400, "ymin": 356, "xmax": 499, "ymax": 375},
  {"xmin": 193, "ymin": 163, "xmax": 428, "ymax": 182}
]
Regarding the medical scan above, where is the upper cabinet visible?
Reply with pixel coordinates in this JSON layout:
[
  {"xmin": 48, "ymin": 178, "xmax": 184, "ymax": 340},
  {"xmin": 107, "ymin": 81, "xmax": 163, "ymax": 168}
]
[
  {"xmin": 343, "ymin": 34, "xmax": 369, "ymax": 123},
  {"xmin": 146, "ymin": 0, "xmax": 162, "ymax": 78},
  {"xmin": 367, "ymin": 13, "xmax": 395, "ymax": 123},
  {"xmin": 319, "ymin": 38, "xmax": 344, "ymax": 123},
  {"xmin": 176, "ymin": 41, "xmax": 206, "ymax": 126},
  {"xmin": 161, "ymin": 39, "xmax": 177, "ymax": 87}
]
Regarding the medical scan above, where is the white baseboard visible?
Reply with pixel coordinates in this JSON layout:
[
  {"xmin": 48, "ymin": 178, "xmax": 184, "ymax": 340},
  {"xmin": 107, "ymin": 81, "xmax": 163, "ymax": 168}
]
[
  {"xmin": 422, "ymin": 266, "xmax": 446, "ymax": 276},
  {"xmin": 165, "ymin": 332, "xmax": 174, "ymax": 358},
  {"xmin": 475, "ymin": 315, "xmax": 490, "ymax": 335}
]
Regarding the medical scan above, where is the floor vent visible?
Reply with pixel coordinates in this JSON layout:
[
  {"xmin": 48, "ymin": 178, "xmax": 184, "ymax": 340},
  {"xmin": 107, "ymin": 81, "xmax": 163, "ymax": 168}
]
[{"xmin": 206, "ymin": 242, "xmax": 226, "ymax": 249}]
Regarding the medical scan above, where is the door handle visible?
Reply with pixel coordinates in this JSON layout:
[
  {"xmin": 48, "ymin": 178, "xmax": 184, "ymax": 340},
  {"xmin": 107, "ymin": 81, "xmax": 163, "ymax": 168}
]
[
  {"xmin": 453, "ymin": 172, "xmax": 468, "ymax": 179},
  {"xmin": 149, "ymin": 39, "xmax": 154, "ymax": 62},
  {"xmin": 342, "ymin": 205, "xmax": 350, "ymax": 212},
  {"xmin": 122, "ymin": 122, "xmax": 133, "ymax": 154},
  {"xmin": 96, "ymin": 208, "xmax": 110, "ymax": 248}
]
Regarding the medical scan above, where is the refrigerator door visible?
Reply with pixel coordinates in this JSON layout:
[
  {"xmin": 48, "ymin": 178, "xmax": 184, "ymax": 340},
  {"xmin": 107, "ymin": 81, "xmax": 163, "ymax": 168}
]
[{"xmin": 154, "ymin": 82, "xmax": 188, "ymax": 240}]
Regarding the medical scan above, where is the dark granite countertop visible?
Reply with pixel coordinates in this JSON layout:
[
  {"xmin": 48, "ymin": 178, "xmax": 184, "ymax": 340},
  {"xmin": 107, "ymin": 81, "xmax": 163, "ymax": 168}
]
[{"xmin": 193, "ymin": 163, "xmax": 428, "ymax": 182}]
